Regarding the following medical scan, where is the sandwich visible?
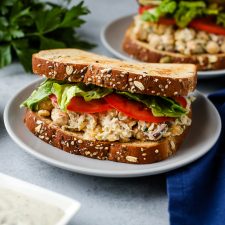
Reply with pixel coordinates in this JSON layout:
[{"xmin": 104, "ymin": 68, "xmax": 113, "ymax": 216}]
[
  {"xmin": 123, "ymin": 0, "xmax": 225, "ymax": 71},
  {"xmin": 22, "ymin": 49, "xmax": 197, "ymax": 164}
]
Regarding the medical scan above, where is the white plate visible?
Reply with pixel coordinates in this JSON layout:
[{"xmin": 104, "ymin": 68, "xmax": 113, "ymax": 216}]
[
  {"xmin": 0, "ymin": 173, "xmax": 80, "ymax": 225},
  {"xmin": 4, "ymin": 79, "xmax": 221, "ymax": 178},
  {"xmin": 101, "ymin": 14, "xmax": 225, "ymax": 79}
]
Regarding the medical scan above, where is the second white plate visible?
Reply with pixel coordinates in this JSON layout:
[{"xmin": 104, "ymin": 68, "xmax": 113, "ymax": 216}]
[
  {"xmin": 101, "ymin": 14, "xmax": 225, "ymax": 79},
  {"xmin": 4, "ymin": 79, "xmax": 221, "ymax": 178}
]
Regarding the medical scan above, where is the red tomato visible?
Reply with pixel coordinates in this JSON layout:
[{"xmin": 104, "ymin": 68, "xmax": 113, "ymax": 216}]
[
  {"xmin": 104, "ymin": 94, "xmax": 171, "ymax": 123},
  {"xmin": 173, "ymin": 96, "xmax": 187, "ymax": 108},
  {"xmin": 158, "ymin": 18, "xmax": 176, "ymax": 26},
  {"xmin": 189, "ymin": 19, "xmax": 225, "ymax": 36},
  {"xmin": 138, "ymin": 5, "xmax": 154, "ymax": 14},
  {"xmin": 67, "ymin": 96, "xmax": 112, "ymax": 113},
  {"xmin": 49, "ymin": 94, "xmax": 58, "ymax": 107}
]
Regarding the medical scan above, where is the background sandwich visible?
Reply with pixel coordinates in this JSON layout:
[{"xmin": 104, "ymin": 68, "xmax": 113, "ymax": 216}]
[
  {"xmin": 123, "ymin": 0, "xmax": 225, "ymax": 71},
  {"xmin": 22, "ymin": 49, "xmax": 196, "ymax": 164}
]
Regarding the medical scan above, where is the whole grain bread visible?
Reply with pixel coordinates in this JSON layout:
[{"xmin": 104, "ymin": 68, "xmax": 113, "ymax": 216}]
[
  {"xmin": 32, "ymin": 49, "xmax": 197, "ymax": 97},
  {"xmin": 123, "ymin": 25, "xmax": 225, "ymax": 71},
  {"xmin": 24, "ymin": 109, "xmax": 190, "ymax": 164}
]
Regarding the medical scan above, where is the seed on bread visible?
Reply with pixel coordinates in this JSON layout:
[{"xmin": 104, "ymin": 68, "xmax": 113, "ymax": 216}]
[
  {"xmin": 134, "ymin": 81, "xmax": 145, "ymax": 91},
  {"xmin": 170, "ymin": 140, "xmax": 176, "ymax": 150},
  {"xmin": 66, "ymin": 65, "xmax": 73, "ymax": 75},
  {"xmin": 126, "ymin": 156, "xmax": 138, "ymax": 163},
  {"xmin": 35, "ymin": 124, "xmax": 42, "ymax": 133}
]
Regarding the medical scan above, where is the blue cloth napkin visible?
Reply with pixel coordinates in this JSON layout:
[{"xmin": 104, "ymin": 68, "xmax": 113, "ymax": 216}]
[{"xmin": 167, "ymin": 89, "xmax": 225, "ymax": 225}]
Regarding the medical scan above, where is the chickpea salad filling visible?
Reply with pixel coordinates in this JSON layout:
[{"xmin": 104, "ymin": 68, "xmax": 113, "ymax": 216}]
[
  {"xmin": 22, "ymin": 79, "xmax": 193, "ymax": 142},
  {"xmin": 134, "ymin": 15, "xmax": 225, "ymax": 55},
  {"xmin": 136, "ymin": 0, "xmax": 225, "ymax": 55}
]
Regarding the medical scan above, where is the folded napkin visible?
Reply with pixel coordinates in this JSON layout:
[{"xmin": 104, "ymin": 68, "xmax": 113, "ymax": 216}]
[{"xmin": 167, "ymin": 89, "xmax": 225, "ymax": 225}]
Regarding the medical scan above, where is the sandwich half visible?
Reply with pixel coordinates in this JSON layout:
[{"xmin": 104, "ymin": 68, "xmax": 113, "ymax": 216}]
[
  {"xmin": 22, "ymin": 49, "xmax": 197, "ymax": 164},
  {"xmin": 123, "ymin": 0, "xmax": 225, "ymax": 71}
]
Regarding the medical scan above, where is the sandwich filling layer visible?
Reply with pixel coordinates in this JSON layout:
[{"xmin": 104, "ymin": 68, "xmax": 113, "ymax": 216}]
[
  {"xmin": 22, "ymin": 80, "xmax": 193, "ymax": 142},
  {"xmin": 133, "ymin": 15, "xmax": 225, "ymax": 55}
]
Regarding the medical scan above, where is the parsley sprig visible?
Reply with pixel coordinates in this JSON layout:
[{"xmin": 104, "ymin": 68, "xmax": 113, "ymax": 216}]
[{"xmin": 0, "ymin": 0, "xmax": 95, "ymax": 71}]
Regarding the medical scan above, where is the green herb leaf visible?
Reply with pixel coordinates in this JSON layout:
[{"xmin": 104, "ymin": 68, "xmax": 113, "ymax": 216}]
[
  {"xmin": 0, "ymin": 0, "xmax": 95, "ymax": 71},
  {"xmin": 35, "ymin": 7, "xmax": 62, "ymax": 34},
  {"xmin": 0, "ymin": 45, "xmax": 11, "ymax": 68},
  {"xmin": 12, "ymin": 39, "xmax": 36, "ymax": 72},
  {"xmin": 40, "ymin": 36, "xmax": 66, "ymax": 49},
  {"xmin": 60, "ymin": 2, "xmax": 89, "ymax": 28}
]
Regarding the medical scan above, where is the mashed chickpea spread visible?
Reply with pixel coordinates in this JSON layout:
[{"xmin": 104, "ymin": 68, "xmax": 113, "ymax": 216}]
[
  {"xmin": 36, "ymin": 97, "xmax": 192, "ymax": 143},
  {"xmin": 133, "ymin": 15, "xmax": 225, "ymax": 55}
]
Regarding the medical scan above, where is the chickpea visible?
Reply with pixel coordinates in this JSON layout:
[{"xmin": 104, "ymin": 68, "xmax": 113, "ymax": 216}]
[
  {"xmin": 187, "ymin": 40, "xmax": 204, "ymax": 54},
  {"xmin": 209, "ymin": 34, "xmax": 219, "ymax": 42},
  {"xmin": 164, "ymin": 26, "xmax": 174, "ymax": 35},
  {"xmin": 175, "ymin": 40, "xmax": 186, "ymax": 54},
  {"xmin": 217, "ymin": 36, "xmax": 225, "ymax": 45},
  {"xmin": 38, "ymin": 99, "xmax": 53, "ymax": 111},
  {"xmin": 51, "ymin": 108, "xmax": 69, "ymax": 126},
  {"xmin": 175, "ymin": 28, "xmax": 196, "ymax": 42},
  {"xmin": 196, "ymin": 31, "xmax": 209, "ymax": 41},
  {"xmin": 152, "ymin": 24, "xmax": 167, "ymax": 35},
  {"xmin": 206, "ymin": 41, "xmax": 220, "ymax": 54},
  {"xmin": 38, "ymin": 110, "xmax": 50, "ymax": 117},
  {"xmin": 161, "ymin": 34, "xmax": 174, "ymax": 45},
  {"xmin": 135, "ymin": 23, "xmax": 149, "ymax": 41},
  {"xmin": 148, "ymin": 34, "xmax": 161, "ymax": 48}
]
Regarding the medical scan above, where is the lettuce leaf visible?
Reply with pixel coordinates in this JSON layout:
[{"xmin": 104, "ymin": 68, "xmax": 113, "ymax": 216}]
[
  {"xmin": 141, "ymin": 0, "xmax": 225, "ymax": 28},
  {"xmin": 21, "ymin": 80, "xmax": 54, "ymax": 111},
  {"xmin": 217, "ymin": 13, "xmax": 225, "ymax": 26},
  {"xmin": 52, "ymin": 82, "xmax": 112, "ymax": 110},
  {"xmin": 117, "ymin": 92, "xmax": 187, "ymax": 117},
  {"xmin": 175, "ymin": 1, "xmax": 206, "ymax": 27},
  {"xmin": 22, "ymin": 80, "xmax": 112, "ymax": 111},
  {"xmin": 142, "ymin": 0, "xmax": 177, "ymax": 22},
  {"xmin": 22, "ymin": 79, "xmax": 187, "ymax": 118}
]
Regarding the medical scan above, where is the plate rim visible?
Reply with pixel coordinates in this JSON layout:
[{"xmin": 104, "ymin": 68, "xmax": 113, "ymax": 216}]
[
  {"xmin": 100, "ymin": 14, "xmax": 225, "ymax": 79},
  {"xmin": 4, "ymin": 79, "xmax": 222, "ymax": 178}
]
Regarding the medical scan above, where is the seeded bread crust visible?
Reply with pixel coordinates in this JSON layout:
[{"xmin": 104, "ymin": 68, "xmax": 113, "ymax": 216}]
[
  {"xmin": 123, "ymin": 25, "xmax": 225, "ymax": 71},
  {"xmin": 24, "ymin": 109, "xmax": 190, "ymax": 164},
  {"xmin": 32, "ymin": 49, "xmax": 197, "ymax": 97}
]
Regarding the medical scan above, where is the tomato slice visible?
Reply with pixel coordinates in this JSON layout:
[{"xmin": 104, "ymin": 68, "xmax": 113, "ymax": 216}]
[
  {"xmin": 173, "ymin": 96, "xmax": 187, "ymax": 108},
  {"xmin": 189, "ymin": 19, "xmax": 225, "ymax": 36},
  {"xmin": 49, "ymin": 94, "xmax": 58, "ymax": 107},
  {"xmin": 67, "ymin": 96, "xmax": 112, "ymax": 113},
  {"xmin": 158, "ymin": 18, "xmax": 176, "ymax": 26},
  {"xmin": 139, "ymin": 5, "xmax": 154, "ymax": 14},
  {"xmin": 104, "ymin": 94, "xmax": 171, "ymax": 123}
]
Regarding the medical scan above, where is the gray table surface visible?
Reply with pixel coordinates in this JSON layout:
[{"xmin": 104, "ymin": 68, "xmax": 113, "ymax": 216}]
[{"xmin": 0, "ymin": 1, "xmax": 225, "ymax": 225}]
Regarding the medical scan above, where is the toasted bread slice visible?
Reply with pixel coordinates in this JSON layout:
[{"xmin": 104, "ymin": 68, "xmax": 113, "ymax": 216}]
[
  {"xmin": 32, "ymin": 49, "xmax": 197, "ymax": 97},
  {"xmin": 123, "ymin": 24, "xmax": 225, "ymax": 71},
  {"xmin": 24, "ymin": 109, "xmax": 190, "ymax": 164}
]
